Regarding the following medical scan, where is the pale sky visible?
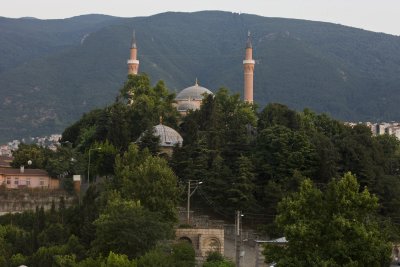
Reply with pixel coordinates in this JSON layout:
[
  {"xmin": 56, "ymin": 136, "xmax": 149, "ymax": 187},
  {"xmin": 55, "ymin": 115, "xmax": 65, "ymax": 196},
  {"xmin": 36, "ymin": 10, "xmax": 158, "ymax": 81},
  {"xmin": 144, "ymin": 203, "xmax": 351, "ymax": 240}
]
[{"xmin": 2, "ymin": 0, "xmax": 400, "ymax": 36}]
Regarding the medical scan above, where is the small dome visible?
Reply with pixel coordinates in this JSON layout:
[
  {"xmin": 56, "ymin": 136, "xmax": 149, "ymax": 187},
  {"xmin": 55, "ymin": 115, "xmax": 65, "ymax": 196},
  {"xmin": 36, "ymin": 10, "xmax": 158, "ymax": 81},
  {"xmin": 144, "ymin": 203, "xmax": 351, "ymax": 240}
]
[
  {"xmin": 177, "ymin": 101, "xmax": 198, "ymax": 112},
  {"xmin": 176, "ymin": 84, "xmax": 213, "ymax": 101},
  {"xmin": 153, "ymin": 124, "xmax": 183, "ymax": 147}
]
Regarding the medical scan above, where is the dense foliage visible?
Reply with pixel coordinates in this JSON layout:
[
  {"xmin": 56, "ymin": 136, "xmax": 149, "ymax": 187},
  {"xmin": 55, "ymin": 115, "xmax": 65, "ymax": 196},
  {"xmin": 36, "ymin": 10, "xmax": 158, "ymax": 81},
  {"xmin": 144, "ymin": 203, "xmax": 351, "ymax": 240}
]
[
  {"xmin": 1, "ymin": 11, "xmax": 400, "ymax": 142},
  {"xmin": 61, "ymin": 74, "xmax": 179, "ymax": 151},
  {"xmin": 264, "ymin": 173, "xmax": 391, "ymax": 266},
  {"xmin": 203, "ymin": 252, "xmax": 235, "ymax": 267},
  {"xmin": 1, "ymin": 144, "xmax": 182, "ymax": 266},
  {"xmin": 3, "ymin": 73, "xmax": 400, "ymax": 265},
  {"xmin": 172, "ymin": 100, "xmax": 400, "ymax": 231}
]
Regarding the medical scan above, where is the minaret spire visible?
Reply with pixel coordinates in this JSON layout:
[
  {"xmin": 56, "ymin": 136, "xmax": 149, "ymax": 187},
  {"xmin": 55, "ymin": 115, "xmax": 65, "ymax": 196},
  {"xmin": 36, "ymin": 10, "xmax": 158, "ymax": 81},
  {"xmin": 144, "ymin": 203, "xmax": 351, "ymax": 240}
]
[
  {"xmin": 243, "ymin": 31, "xmax": 255, "ymax": 103},
  {"xmin": 131, "ymin": 30, "xmax": 137, "ymax": 49},
  {"xmin": 127, "ymin": 30, "xmax": 139, "ymax": 75},
  {"xmin": 246, "ymin": 31, "xmax": 252, "ymax": 48}
]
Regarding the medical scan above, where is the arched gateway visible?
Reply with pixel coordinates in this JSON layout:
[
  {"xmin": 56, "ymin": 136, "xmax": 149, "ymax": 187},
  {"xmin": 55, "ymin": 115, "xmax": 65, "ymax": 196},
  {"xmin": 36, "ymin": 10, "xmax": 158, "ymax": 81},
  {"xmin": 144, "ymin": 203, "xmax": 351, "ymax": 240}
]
[{"xmin": 175, "ymin": 228, "xmax": 224, "ymax": 257}]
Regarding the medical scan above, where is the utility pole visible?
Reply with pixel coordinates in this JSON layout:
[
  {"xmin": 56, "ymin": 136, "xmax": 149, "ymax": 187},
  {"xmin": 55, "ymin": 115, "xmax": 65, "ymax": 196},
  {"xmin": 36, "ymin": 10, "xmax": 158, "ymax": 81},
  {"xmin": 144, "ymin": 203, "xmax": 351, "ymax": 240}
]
[
  {"xmin": 235, "ymin": 210, "xmax": 243, "ymax": 267},
  {"xmin": 187, "ymin": 180, "xmax": 192, "ymax": 224},
  {"xmin": 187, "ymin": 180, "xmax": 203, "ymax": 224}
]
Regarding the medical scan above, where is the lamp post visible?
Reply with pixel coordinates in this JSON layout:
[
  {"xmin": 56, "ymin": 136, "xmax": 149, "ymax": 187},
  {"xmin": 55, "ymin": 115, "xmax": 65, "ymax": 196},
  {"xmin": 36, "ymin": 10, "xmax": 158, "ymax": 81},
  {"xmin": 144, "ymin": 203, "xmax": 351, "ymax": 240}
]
[
  {"xmin": 187, "ymin": 180, "xmax": 203, "ymax": 224},
  {"xmin": 235, "ymin": 210, "xmax": 245, "ymax": 267},
  {"xmin": 87, "ymin": 147, "xmax": 101, "ymax": 184}
]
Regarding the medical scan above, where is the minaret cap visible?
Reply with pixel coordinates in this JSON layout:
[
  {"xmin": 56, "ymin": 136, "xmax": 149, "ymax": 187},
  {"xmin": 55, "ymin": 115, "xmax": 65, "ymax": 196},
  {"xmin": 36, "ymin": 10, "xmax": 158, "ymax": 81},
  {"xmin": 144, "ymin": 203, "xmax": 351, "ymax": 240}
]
[
  {"xmin": 131, "ymin": 30, "xmax": 137, "ymax": 49},
  {"xmin": 246, "ymin": 31, "xmax": 252, "ymax": 48}
]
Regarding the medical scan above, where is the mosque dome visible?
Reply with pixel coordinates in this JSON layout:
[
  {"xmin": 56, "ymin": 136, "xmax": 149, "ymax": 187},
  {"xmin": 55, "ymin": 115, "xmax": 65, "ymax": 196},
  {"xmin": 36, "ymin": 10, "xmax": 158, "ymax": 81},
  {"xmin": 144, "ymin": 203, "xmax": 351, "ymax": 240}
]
[
  {"xmin": 153, "ymin": 124, "xmax": 183, "ymax": 147},
  {"xmin": 175, "ymin": 83, "xmax": 213, "ymax": 101},
  {"xmin": 177, "ymin": 101, "xmax": 198, "ymax": 112}
]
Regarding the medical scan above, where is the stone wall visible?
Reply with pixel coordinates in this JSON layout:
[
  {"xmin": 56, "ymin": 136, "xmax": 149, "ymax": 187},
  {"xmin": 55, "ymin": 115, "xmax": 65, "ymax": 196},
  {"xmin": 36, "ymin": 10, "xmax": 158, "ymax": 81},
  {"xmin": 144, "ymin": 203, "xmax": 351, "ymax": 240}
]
[
  {"xmin": 0, "ymin": 188, "xmax": 75, "ymax": 215},
  {"xmin": 176, "ymin": 228, "xmax": 224, "ymax": 256}
]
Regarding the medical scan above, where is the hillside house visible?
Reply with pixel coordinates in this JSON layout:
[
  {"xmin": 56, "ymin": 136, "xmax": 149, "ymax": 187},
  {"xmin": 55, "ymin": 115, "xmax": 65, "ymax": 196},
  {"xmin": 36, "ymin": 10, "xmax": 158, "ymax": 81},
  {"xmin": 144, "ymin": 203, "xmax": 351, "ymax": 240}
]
[{"xmin": 0, "ymin": 166, "xmax": 59, "ymax": 189}]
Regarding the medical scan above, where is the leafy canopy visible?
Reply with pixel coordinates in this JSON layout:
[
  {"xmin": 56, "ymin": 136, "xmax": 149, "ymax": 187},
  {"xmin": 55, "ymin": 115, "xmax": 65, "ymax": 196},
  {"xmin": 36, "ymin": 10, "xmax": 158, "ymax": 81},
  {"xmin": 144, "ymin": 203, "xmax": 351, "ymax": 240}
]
[{"xmin": 264, "ymin": 172, "xmax": 391, "ymax": 267}]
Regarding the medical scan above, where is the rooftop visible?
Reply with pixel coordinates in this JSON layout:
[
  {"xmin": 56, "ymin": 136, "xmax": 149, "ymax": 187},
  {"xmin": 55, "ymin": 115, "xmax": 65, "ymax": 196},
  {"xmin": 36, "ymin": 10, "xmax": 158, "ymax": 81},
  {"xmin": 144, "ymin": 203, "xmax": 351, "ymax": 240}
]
[
  {"xmin": 176, "ymin": 82, "xmax": 213, "ymax": 101},
  {"xmin": 0, "ymin": 168, "xmax": 49, "ymax": 176}
]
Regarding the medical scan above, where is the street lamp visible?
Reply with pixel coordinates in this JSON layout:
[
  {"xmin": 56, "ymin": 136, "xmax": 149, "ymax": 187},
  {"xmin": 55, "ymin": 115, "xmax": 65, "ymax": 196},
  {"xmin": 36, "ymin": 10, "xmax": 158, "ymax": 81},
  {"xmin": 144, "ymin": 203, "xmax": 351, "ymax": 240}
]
[
  {"xmin": 187, "ymin": 180, "xmax": 203, "ymax": 224},
  {"xmin": 87, "ymin": 147, "xmax": 101, "ymax": 184},
  {"xmin": 235, "ymin": 210, "xmax": 244, "ymax": 267}
]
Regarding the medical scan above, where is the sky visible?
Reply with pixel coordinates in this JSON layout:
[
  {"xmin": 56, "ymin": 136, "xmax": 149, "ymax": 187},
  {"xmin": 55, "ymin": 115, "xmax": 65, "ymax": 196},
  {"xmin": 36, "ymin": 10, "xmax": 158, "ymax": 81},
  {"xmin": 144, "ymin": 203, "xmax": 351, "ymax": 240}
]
[{"xmin": 2, "ymin": 0, "xmax": 400, "ymax": 36}]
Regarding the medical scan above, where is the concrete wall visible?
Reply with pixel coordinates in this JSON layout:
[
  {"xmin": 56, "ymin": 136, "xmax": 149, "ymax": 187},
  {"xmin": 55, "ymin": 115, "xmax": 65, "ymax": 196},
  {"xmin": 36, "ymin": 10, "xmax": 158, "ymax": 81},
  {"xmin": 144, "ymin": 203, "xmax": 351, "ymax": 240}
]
[{"xmin": 224, "ymin": 224, "xmax": 269, "ymax": 267}]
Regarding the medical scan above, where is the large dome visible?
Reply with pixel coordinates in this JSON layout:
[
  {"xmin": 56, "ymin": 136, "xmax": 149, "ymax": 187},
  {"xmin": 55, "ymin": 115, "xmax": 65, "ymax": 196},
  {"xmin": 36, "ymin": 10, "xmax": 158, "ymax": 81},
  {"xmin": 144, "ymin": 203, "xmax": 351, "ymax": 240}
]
[
  {"xmin": 176, "ymin": 84, "xmax": 213, "ymax": 101},
  {"xmin": 177, "ymin": 101, "xmax": 198, "ymax": 112},
  {"xmin": 153, "ymin": 124, "xmax": 183, "ymax": 147}
]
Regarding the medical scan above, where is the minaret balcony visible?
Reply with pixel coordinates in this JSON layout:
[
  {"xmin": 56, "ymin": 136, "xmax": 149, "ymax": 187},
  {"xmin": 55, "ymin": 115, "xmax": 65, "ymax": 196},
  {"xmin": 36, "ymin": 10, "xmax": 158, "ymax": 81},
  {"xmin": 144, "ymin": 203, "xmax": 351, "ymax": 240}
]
[
  {"xmin": 243, "ymin": 59, "xmax": 255, "ymax": 64},
  {"xmin": 127, "ymin": 59, "xmax": 139, "ymax": 64}
]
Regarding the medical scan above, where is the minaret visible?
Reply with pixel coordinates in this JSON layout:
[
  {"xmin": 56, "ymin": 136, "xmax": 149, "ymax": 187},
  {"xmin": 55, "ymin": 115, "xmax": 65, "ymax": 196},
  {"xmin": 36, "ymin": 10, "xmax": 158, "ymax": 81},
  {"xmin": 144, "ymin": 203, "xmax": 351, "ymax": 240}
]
[
  {"xmin": 127, "ymin": 31, "xmax": 139, "ymax": 75},
  {"xmin": 243, "ymin": 31, "xmax": 255, "ymax": 103}
]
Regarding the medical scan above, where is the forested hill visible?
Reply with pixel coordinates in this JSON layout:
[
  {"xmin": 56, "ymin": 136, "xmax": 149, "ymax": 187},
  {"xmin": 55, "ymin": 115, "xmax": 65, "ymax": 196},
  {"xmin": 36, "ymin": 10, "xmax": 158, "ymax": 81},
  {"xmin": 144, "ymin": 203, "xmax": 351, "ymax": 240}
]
[{"xmin": 1, "ymin": 11, "xmax": 400, "ymax": 142}]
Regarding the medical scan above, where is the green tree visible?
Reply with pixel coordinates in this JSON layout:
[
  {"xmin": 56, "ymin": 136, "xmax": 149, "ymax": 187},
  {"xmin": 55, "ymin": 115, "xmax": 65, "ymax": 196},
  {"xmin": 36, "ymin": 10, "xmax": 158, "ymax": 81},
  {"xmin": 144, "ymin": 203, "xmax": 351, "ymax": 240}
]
[
  {"xmin": 54, "ymin": 254, "xmax": 77, "ymax": 267},
  {"xmin": 44, "ymin": 145, "xmax": 76, "ymax": 178},
  {"xmin": 87, "ymin": 140, "xmax": 118, "ymax": 178},
  {"xmin": 104, "ymin": 103, "xmax": 131, "ymax": 149},
  {"xmin": 136, "ymin": 127, "xmax": 161, "ymax": 155},
  {"xmin": 226, "ymin": 155, "xmax": 256, "ymax": 211},
  {"xmin": 75, "ymin": 256, "xmax": 103, "ymax": 267},
  {"xmin": 11, "ymin": 143, "xmax": 49, "ymax": 169},
  {"xmin": 91, "ymin": 193, "xmax": 172, "ymax": 258},
  {"xmin": 29, "ymin": 245, "xmax": 67, "ymax": 267},
  {"xmin": 203, "ymin": 252, "xmax": 235, "ymax": 267},
  {"xmin": 10, "ymin": 253, "xmax": 27, "ymax": 267},
  {"xmin": 65, "ymin": 235, "xmax": 85, "ymax": 260},
  {"xmin": 171, "ymin": 88, "xmax": 257, "ymax": 216},
  {"xmin": 79, "ymin": 186, "xmax": 101, "ymax": 248},
  {"xmin": 37, "ymin": 223, "xmax": 68, "ymax": 247},
  {"xmin": 170, "ymin": 241, "xmax": 195, "ymax": 267},
  {"xmin": 254, "ymin": 125, "xmax": 317, "ymax": 182},
  {"xmin": 0, "ymin": 235, "xmax": 11, "ymax": 264},
  {"xmin": 120, "ymin": 74, "xmax": 179, "ymax": 134},
  {"xmin": 253, "ymin": 125, "xmax": 317, "ymax": 217},
  {"xmin": 137, "ymin": 247, "xmax": 172, "ymax": 267},
  {"xmin": 264, "ymin": 172, "xmax": 391, "ymax": 267},
  {"xmin": 61, "ymin": 74, "xmax": 179, "ymax": 153},
  {"xmin": 114, "ymin": 144, "xmax": 180, "ymax": 223},
  {"xmin": 258, "ymin": 103, "xmax": 301, "ymax": 131},
  {"xmin": 136, "ymin": 242, "xmax": 195, "ymax": 267},
  {"xmin": 0, "ymin": 224, "xmax": 32, "ymax": 257},
  {"xmin": 309, "ymin": 132, "xmax": 339, "ymax": 184},
  {"xmin": 101, "ymin": 252, "xmax": 137, "ymax": 267},
  {"xmin": 61, "ymin": 108, "xmax": 105, "ymax": 148}
]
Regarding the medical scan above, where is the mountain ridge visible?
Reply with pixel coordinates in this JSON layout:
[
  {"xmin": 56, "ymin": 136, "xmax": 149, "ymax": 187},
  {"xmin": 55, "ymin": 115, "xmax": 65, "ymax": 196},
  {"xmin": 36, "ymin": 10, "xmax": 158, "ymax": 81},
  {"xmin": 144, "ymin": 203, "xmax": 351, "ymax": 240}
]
[{"xmin": 0, "ymin": 11, "xmax": 400, "ymax": 142}]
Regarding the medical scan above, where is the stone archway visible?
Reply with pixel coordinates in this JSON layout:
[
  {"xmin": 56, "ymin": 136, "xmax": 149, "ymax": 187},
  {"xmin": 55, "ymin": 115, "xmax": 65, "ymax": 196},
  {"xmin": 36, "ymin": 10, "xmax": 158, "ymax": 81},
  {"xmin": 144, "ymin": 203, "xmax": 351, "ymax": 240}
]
[
  {"xmin": 178, "ymin": 236, "xmax": 193, "ymax": 244},
  {"xmin": 202, "ymin": 236, "xmax": 222, "ymax": 256},
  {"xmin": 175, "ymin": 228, "xmax": 224, "ymax": 258}
]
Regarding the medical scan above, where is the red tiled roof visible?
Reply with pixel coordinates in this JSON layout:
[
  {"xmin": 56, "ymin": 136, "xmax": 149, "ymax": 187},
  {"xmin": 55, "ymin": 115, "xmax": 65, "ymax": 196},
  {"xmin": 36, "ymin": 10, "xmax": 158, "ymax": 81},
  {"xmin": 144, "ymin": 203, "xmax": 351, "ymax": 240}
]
[{"xmin": 0, "ymin": 168, "xmax": 49, "ymax": 176}]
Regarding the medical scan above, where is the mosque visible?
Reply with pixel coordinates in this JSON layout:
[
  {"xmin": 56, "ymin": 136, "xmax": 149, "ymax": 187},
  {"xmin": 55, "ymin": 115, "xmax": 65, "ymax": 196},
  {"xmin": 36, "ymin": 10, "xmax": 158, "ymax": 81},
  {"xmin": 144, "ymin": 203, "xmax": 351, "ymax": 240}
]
[{"xmin": 128, "ymin": 31, "xmax": 255, "ymax": 155}]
